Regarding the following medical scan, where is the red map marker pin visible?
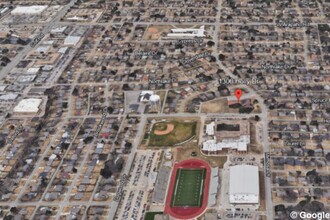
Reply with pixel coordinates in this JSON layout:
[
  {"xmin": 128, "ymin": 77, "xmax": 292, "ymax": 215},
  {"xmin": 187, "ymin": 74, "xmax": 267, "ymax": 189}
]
[{"xmin": 235, "ymin": 89, "xmax": 243, "ymax": 102}]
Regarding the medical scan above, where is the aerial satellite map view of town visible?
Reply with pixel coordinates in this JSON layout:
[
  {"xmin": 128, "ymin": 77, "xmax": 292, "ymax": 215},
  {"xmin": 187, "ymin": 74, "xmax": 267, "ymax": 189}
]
[{"xmin": 0, "ymin": 0, "xmax": 330, "ymax": 219}]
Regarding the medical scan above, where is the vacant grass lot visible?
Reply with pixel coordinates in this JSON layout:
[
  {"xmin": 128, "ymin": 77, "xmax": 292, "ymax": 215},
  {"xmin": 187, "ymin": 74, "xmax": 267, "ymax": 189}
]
[
  {"xmin": 149, "ymin": 121, "xmax": 197, "ymax": 146},
  {"xmin": 175, "ymin": 143, "xmax": 228, "ymax": 168},
  {"xmin": 171, "ymin": 168, "xmax": 205, "ymax": 207}
]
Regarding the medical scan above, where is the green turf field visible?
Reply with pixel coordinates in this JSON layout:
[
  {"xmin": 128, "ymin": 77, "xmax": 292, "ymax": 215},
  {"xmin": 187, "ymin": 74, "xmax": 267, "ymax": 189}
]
[{"xmin": 171, "ymin": 168, "xmax": 206, "ymax": 207}]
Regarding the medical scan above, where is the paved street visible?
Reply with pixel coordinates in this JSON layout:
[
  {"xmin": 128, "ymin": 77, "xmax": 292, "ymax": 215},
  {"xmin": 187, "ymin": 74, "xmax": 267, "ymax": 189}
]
[
  {"xmin": 106, "ymin": 114, "xmax": 146, "ymax": 220},
  {"xmin": 0, "ymin": 0, "xmax": 77, "ymax": 81},
  {"xmin": 1, "ymin": 0, "xmax": 330, "ymax": 219}
]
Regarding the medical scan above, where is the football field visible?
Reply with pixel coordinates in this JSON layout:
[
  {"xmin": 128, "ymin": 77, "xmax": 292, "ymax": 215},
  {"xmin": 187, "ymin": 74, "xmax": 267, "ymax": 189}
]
[{"xmin": 171, "ymin": 168, "xmax": 206, "ymax": 207}]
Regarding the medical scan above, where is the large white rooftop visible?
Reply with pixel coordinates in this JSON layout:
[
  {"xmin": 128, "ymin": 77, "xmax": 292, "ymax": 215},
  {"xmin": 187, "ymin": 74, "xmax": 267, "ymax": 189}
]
[
  {"xmin": 206, "ymin": 122, "xmax": 215, "ymax": 136},
  {"xmin": 167, "ymin": 26, "xmax": 205, "ymax": 37},
  {"xmin": 202, "ymin": 135, "xmax": 250, "ymax": 152},
  {"xmin": 140, "ymin": 91, "xmax": 154, "ymax": 102},
  {"xmin": 11, "ymin": 5, "xmax": 47, "ymax": 15},
  {"xmin": 229, "ymin": 165, "xmax": 259, "ymax": 204},
  {"xmin": 13, "ymin": 98, "xmax": 42, "ymax": 113},
  {"xmin": 64, "ymin": 36, "xmax": 81, "ymax": 46},
  {"xmin": 149, "ymin": 94, "xmax": 160, "ymax": 102}
]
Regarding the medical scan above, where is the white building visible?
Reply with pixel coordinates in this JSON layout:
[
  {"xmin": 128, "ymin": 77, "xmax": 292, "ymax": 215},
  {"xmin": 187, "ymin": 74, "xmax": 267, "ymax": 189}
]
[
  {"xmin": 66, "ymin": 16, "xmax": 88, "ymax": 21},
  {"xmin": 140, "ymin": 91, "xmax": 154, "ymax": 102},
  {"xmin": 167, "ymin": 26, "xmax": 205, "ymax": 38},
  {"xmin": 202, "ymin": 121, "xmax": 250, "ymax": 153},
  {"xmin": 165, "ymin": 150, "xmax": 172, "ymax": 160},
  {"xmin": 64, "ymin": 36, "xmax": 81, "ymax": 46},
  {"xmin": 58, "ymin": 47, "xmax": 69, "ymax": 54},
  {"xmin": 51, "ymin": 26, "xmax": 67, "ymax": 35},
  {"xmin": 11, "ymin": 6, "xmax": 47, "ymax": 15},
  {"xmin": 206, "ymin": 122, "xmax": 215, "ymax": 136},
  {"xmin": 202, "ymin": 135, "xmax": 250, "ymax": 153},
  {"xmin": 26, "ymin": 67, "xmax": 40, "ymax": 75},
  {"xmin": 229, "ymin": 165, "xmax": 259, "ymax": 204},
  {"xmin": 13, "ymin": 98, "xmax": 42, "ymax": 113},
  {"xmin": 0, "ymin": 7, "xmax": 9, "ymax": 15},
  {"xmin": 0, "ymin": 93, "xmax": 18, "ymax": 102},
  {"xmin": 149, "ymin": 94, "xmax": 161, "ymax": 112},
  {"xmin": 36, "ymin": 45, "xmax": 50, "ymax": 54}
]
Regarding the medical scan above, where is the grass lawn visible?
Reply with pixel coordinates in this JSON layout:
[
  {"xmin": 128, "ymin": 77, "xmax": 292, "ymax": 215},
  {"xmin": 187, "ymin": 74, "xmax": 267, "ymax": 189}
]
[
  {"xmin": 149, "ymin": 121, "xmax": 197, "ymax": 146},
  {"xmin": 175, "ymin": 143, "xmax": 227, "ymax": 168},
  {"xmin": 171, "ymin": 168, "xmax": 206, "ymax": 207},
  {"xmin": 144, "ymin": 212, "xmax": 164, "ymax": 220}
]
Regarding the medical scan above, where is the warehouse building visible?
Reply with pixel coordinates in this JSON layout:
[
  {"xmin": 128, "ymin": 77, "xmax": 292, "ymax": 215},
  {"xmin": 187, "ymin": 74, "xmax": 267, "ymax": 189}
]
[
  {"xmin": 13, "ymin": 98, "xmax": 42, "ymax": 114},
  {"xmin": 229, "ymin": 165, "xmax": 259, "ymax": 205},
  {"xmin": 11, "ymin": 6, "xmax": 48, "ymax": 15},
  {"xmin": 167, "ymin": 26, "xmax": 205, "ymax": 38}
]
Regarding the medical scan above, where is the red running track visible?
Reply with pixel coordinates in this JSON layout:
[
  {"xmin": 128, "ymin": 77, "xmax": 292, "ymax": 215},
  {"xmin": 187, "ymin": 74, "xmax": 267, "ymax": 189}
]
[{"xmin": 164, "ymin": 159, "xmax": 211, "ymax": 219}]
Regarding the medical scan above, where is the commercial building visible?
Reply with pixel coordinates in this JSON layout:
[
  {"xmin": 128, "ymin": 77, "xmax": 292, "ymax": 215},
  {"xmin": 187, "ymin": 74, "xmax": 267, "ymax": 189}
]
[
  {"xmin": 167, "ymin": 26, "xmax": 205, "ymax": 38},
  {"xmin": 50, "ymin": 26, "xmax": 68, "ymax": 36},
  {"xmin": 11, "ymin": 6, "xmax": 48, "ymax": 15},
  {"xmin": 229, "ymin": 165, "xmax": 259, "ymax": 205},
  {"xmin": 64, "ymin": 36, "xmax": 81, "ymax": 46},
  {"xmin": 13, "ymin": 98, "xmax": 42, "ymax": 113},
  {"xmin": 0, "ymin": 93, "xmax": 18, "ymax": 102},
  {"xmin": 26, "ymin": 67, "xmax": 40, "ymax": 75}
]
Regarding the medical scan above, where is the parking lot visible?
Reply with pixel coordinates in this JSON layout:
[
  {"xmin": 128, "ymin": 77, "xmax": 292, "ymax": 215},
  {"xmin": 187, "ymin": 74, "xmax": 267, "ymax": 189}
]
[{"xmin": 116, "ymin": 150, "xmax": 161, "ymax": 220}]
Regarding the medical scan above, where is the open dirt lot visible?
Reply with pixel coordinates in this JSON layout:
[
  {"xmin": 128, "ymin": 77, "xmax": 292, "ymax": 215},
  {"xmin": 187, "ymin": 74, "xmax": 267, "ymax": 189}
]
[
  {"xmin": 144, "ymin": 25, "xmax": 172, "ymax": 40},
  {"xmin": 153, "ymin": 123, "xmax": 175, "ymax": 135}
]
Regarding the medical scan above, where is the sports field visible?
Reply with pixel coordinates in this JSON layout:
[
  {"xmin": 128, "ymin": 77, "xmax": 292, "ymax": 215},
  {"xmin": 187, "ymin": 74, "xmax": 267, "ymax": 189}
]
[
  {"xmin": 149, "ymin": 121, "xmax": 197, "ymax": 146},
  {"xmin": 171, "ymin": 168, "xmax": 206, "ymax": 207}
]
